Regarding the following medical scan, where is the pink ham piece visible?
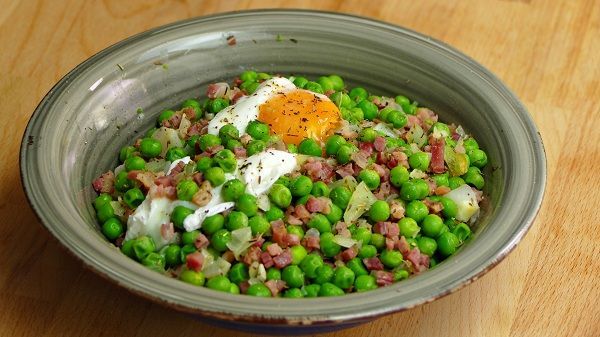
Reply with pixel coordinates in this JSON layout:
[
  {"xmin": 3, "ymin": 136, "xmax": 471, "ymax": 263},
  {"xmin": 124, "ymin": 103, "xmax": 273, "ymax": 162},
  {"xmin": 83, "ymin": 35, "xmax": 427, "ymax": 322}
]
[
  {"xmin": 385, "ymin": 237, "xmax": 398, "ymax": 251},
  {"xmin": 358, "ymin": 142, "xmax": 374, "ymax": 156},
  {"xmin": 285, "ymin": 234, "xmax": 301, "ymax": 247},
  {"xmin": 303, "ymin": 159, "xmax": 335, "ymax": 183},
  {"xmin": 206, "ymin": 82, "xmax": 229, "ymax": 99},
  {"xmin": 160, "ymin": 222, "xmax": 175, "ymax": 241},
  {"xmin": 92, "ymin": 171, "xmax": 115, "ymax": 194},
  {"xmin": 341, "ymin": 248, "xmax": 358, "ymax": 261},
  {"xmin": 373, "ymin": 270, "xmax": 394, "ymax": 286},
  {"xmin": 305, "ymin": 197, "xmax": 331, "ymax": 214},
  {"xmin": 233, "ymin": 146, "xmax": 247, "ymax": 158},
  {"xmin": 397, "ymin": 236, "xmax": 411, "ymax": 256},
  {"xmin": 260, "ymin": 252, "xmax": 274, "ymax": 268},
  {"xmin": 336, "ymin": 163, "xmax": 355, "ymax": 178},
  {"xmin": 303, "ymin": 236, "xmax": 320, "ymax": 251},
  {"xmin": 363, "ymin": 257, "xmax": 384, "ymax": 271},
  {"xmin": 294, "ymin": 204, "xmax": 311, "ymax": 223},
  {"xmin": 186, "ymin": 252, "xmax": 204, "ymax": 272},
  {"xmin": 194, "ymin": 233, "xmax": 209, "ymax": 250},
  {"xmin": 267, "ymin": 243, "xmax": 284, "ymax": 256},
  {"xmin": 162, "ymin": 112, "xmax": 182, "ymax": 128},
  {"xmin": 271, "ymin": 219, "xmax": 288, "ymax": 247},
  {"xmin": 374, "ymin": 222, "xmax": 400, "ymax": 238},
  {"xmin": 272, "ymin": 249, "xmax": 293, "ymax": 269},
  {"xmin": 373, "ymin": 136, "xmax": 386, "ymax": 152},
  {"xmin": 429, "ymin": 137, "xmax": 445, "ymax": 174},
  {"xmin": 154, "ymin": 175, "xmax": 175, "ymax": 187},
  {"xmin": 242, "ymin": 246, "xmax": 262, "ymax": 265},
  {"xmin": 406, "ymin": 248, "xmax": 430, "ymax": 273},
  {"xmin": 264, "ymin": 279, "xmax": 287, "ymax": 297}
]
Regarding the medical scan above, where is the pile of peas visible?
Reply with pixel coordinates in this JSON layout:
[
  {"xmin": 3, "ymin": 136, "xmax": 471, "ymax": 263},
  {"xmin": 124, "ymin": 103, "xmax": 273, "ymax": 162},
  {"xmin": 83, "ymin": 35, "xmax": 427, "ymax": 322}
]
[{"xmin": 92, "ymin": 71, "xmax": 487, "ymax": 297}]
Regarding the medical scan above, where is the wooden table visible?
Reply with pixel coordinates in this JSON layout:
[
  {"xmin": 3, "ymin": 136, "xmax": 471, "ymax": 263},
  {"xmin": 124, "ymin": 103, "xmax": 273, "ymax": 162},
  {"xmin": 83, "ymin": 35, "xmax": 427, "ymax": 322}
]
[{"xmin": 1, "ymin": 1, "xmax": 598, "ymax": 336}]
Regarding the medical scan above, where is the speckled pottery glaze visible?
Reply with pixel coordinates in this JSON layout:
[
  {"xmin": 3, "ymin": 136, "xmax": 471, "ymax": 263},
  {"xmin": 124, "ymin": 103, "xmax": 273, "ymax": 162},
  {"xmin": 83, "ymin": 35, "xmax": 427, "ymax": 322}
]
[{"xmin": 20, "ymin": 10, "xmax": 546, "ymax": 335}]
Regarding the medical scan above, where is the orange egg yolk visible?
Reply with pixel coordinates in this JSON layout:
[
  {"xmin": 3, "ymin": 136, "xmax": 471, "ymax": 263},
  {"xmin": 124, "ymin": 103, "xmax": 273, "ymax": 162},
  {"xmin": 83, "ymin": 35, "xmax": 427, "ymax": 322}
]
[{"xmin": 258, "ymin": 90, "xmax": 341, "ymax": 145}]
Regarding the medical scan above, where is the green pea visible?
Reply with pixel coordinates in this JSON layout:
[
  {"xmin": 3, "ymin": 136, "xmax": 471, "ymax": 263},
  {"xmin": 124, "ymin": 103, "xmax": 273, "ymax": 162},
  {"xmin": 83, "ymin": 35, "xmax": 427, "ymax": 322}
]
[
  {"xmin": 387, "ymin": 137, "xmax": 406, "ymax": 149},
  {"xmin": 330, "ymin": 91, "xmax": 353, "ymax": 109},
  {"xmin": 213, "ymin": 149, "xmax": 236, "ymax": 173},
  {"xmin": 120, "ymin": 240, "xmax": 135, "ymax": 259},
  {"xmin": 182, "ymin": 99, "xmax": 202, "ymax": 117},
  {"xmin": 421, "ymin": 214, "xmax": 444, "ymax": 238},
  {"xmin": 96, "ymin": 202, "xmax": 115, "ymax": 223},
  {"xmin": 119, "ymin": 145, "xmax": 136, "ymax": 163},
  {"xmin": 229, "ymin": 283, "xmax": 240, "ymax": 294},
  {"xmin": 218, "ymin": 124, "xmax": 239, "ymax": 144},
  {"xmin": 464, "ymin": 170, "xmax": 485, "ymax": 190},
  {"xmin": 264, "ymin": 207, "xmax": 284, "ymax": 222},
  {"xmin": 290, "ymin": 245, "xmax": 308, "ymax": 265},
  {"xmin": 181, "ymin": 230, "xmax": 200, "ymax": 246},
  {"xmin": 359, "ymin": 127, "xmax": 378, "ymax": 143},
  {"xmin": 330, "ymin": 186, "xmax": 352, "ymax": 209},
  {"xmin": 358, "ymin": 169, "xmax": 380, "ymax": 190},
  {"xmin": 176, "ymin": 180, "xmax": 199, "ymax": 201},
  {"xmin": 431, "ymin": 122, "xmax": 451, "ymax": 137},
  {"xmin": 179, "ymin": 244, "xmax": 197, "ymax": 262},
  {"xmin": 448, "ymin": 176, "xmax": 465, "ymax": 190},
  {"xmin": 257, "ymin": 72, "xmax": 271, "ymax": 80},
  {"xmin": 328, "ymin": 74, "xmax": 345, "ymax": 91},
  {"xmin": 246, "ymin": 121, "xmax": 270, "ymax": 140},
  {"xmin": 349, "ymin": 87, "xmax": 369, "ymax": 102},
  {"xmin": 287, "ymin": 143, "xmax": 298, "ymax": 153},
  {"xmin": 245, "ymin": 82, "xmax": 260, "ymax": 94},
  {"xmin": 346, "ymin": 257, "xmax": 368, "ymax": 277},
  {"xmin": 164, "ymin": 244, "xmax": 181, "ymax": 267},
  {"xmin": 246, "ymin": 139, "xmax": 266, "ymax": 156},
  {"xmin": 299, "ymin": 253, "xmax": 323, "ymax": 279},
  {"xmin": 266, "ymin": 267, "xmax": 281, "ymax": 280},
  {"xmin": 298, "ymin": 138, "xmax": 322, "ymax": 157},
  {"xmin": 303, "ymin": 284, "xmax": 321, "ymax": 297},
  {"xmin": 355, "ymin": 275, "xmax": 377, "ymax": 292},
  {"xmin": 208, "ymin": 98, "xmax": 229, "ymax": 114},
  {"xmin": 282, "ymin": 265, "xmax": 305, "ymax": 288},
  {"xmin": 393, "ymin": 269, "xmax": 409, "ymax": 281},
  {"xmin": 201, "ymin": 214, "xmax": 224, "ymax": 235},
  {"xmin": 157, "ymin": 109, "xmax": 175, "ymax": 126},
  {"xmin": 404, "ymin": 103, "xmax": 418, "ymax": 115},
  {"xmin": 139, "ymin": 138, "xmax": 162, "ymax": 158},
  {"xmin": 370, "ymin": 233, "xmax": 385, "ymax": 251},
  {"xmin": 142, "ymin": 252, "xmax": 166, "ymax": 272},
  {"xmin": 398, "ymin": 217, "xmax": 420, "ymax": 238},
  {"xmin": 437, "ymin": 232, "xmax": 460, "ymax": 257},
  {"xmin": 287, "ymin": 225, "xmax": 304, "ymax": 240},
  {"xmin": 352, "ymin": 227, "xmax": 372, "ymax": 245},
  {"xmin": 269, "ymin": 184, "xmax": 292, "ymax": 208},
  {"xmin": 377, "ymin": 107, "xmax": 394, "ymax": 122},
  {"xmin": 170, "ymin": 206, "xmax": 193, "ymax": 229},
  {"xmin": 452, "ymin": 223, "xmax": 471, "ymax": 243},
  {"xmin": 249, "ymin": 215, "xmax": 270, "ymax": 235},
  {"xmin": 123, "ymin": 188, "xmax": 145, "ymax": 208},
  {"xmin": 417, "ymin": 236, "xmax": 437, "ymax": 256},
  {"xmin": 332, "ymin": 266, "xmax": 355, "ymax": 289},
  {"xmin": 400, "ymin": 179, "xmax": 429, "ymax": 201},
  {"xmin": 336, "ymin": 144, "xmax": 356, "ymax": 164},
  {"xmin": 236, "ymin": 193, "xmax": 258, "ymax": 216},
  {"xmin": 357, "ymin": 100, "xmax": 378, "ymax": 121},
  {"xmin": 223, "ymin": 211, "xmax": 247, "ymax": 231},
  {"xmin": 145, "ymin": 128, "xmax": 157, "ymax": 138},
  {"xmin": 313, "ymin": 264, "xmax": 334, "ymax": 285},
  {"xmin": 206, "ymin": 275, "xmax": 231, "ymax": 292},
  {"xmin": 310, "ymin": 181, "xmax": 329, "ymax": 197},
  {"xmin": 325, "ymin": 203, "xmax": 343, "ymax": 224},
  {"xmin": 199, "ymin": 134, "xmax": 221, "ymax": 152},
  {"xmin": 405, "ymin": 200, "xmax": 429, "ymax": 222},
  {"xmin": 316, "ymin": 76, "xmax": 334, "ymax": 92},
  {"xmin": 325, "ymin": 135, "xmax": 347, "ymax": 157},
  {"xmin": 293, "ymin": 76, "xmax": 308, "ymax": 88},
  {"xmin": 219, "ymin": 179, "xmax": 245, "ymax": 202},
  {"xmin": 369, "ymin": 200, "xmax": 390, "ymax": 222},
  {"xmin": 380, "ymin": 250, "xmax": 403, "ymax": 268},
  {"xmin": 388, "ymin": 109, "xmax": 408, "ymax": 128},
  {"xmin": 93, "ymin": 194, "xmax": 112, "ymax": 211},
  {"xmin": 318, "ymin": 282, "xmax": 345, "ymax": 296},
  {"xmin": 358, "ymin": 244, "xmax": 377, "ymax": 258},
  {"xmin": 124, "ymin": 156, "xmax": 145, "ymax": 172},
  {"xmin": 438, "ymin": 196, "xmax": 458, "ymax": 218},
  {"xmin": 132, "ymin": 236, "xmax": 156, "ymax": 261},
  {"xmin": 211, "ymin": 229, "xmax": 231, "ymax": 252},
  {"xmin": 240, "ymin": 70, "xmax": 258, "ymax": 82},
  {"xmin": 290, "ymin": 175, "xmax": 313, "ymax": 197},
  {"xmin": 165, "ymin": 147, "xmax": 186, "ymax": 162},
  {"xmin": 195, "ymin": 156, "xmax": 213, "ymax": 173},
  {"xmin": 390, "ymin": 165, "xmax": 410, "ymax": 187},
  {"xmin": 395, "ymin": 95, "xmax": 410, "ymax": 106},
  {"xmin": 180, "ymin": 269, "xmax": 205, "ymax": 286},
  {"xmin": 432, "ymin": 173, "xmax": 449, "ymax": 187},
  {"xmin": 283, "ymin": 288, "xmax": 304, "ymax": 298},
  {"xmin": 228, "ymin": 263, "xmax": 249, "ymax": 285},
  {"xmin": 101, "ymin": 218, "xmax": 123, "ymax": 241},
  {"xmin": 409, "ymin": 152, "xmax": 431, "ymax": 171},
  {"xmin": 463, "ymin": 138, "xmax": 479, "ymax": 153},
  {"xmin": 320, "ymin": 232, "xmax": 341, "ymax": 258},
  {"xmin": 307, "ymin": 213, "xmax": 332, "ymax": 233},
  {"xmin": 205, "ymin": 167, "xmax": 225, "ymax": 187},
  {"xmin": 246, "ymin": 283, "xmax": 271, "ymax": 297}
]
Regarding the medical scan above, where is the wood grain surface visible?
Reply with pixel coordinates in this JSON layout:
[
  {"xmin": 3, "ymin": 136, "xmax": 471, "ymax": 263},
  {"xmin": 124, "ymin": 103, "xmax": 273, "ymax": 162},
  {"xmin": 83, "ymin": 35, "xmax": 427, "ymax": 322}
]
[{"xmin": 1, "ymin": 0, "xmax": 598, "ymax": 336}]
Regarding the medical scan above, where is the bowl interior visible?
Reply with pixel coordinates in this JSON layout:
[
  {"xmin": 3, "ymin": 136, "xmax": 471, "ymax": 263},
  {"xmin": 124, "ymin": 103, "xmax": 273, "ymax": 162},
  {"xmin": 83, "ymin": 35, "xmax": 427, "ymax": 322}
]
[{"xmin": 21, "ymin": 10, "xmax": 545, "ymax": 327}]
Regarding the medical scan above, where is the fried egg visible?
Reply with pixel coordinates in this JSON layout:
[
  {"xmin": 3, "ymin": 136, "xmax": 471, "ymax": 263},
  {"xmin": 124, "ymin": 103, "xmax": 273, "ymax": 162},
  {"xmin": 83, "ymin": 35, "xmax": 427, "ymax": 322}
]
[{"xmin": 208, "ymin": 77, "xmax": 342, "ymax": 145}]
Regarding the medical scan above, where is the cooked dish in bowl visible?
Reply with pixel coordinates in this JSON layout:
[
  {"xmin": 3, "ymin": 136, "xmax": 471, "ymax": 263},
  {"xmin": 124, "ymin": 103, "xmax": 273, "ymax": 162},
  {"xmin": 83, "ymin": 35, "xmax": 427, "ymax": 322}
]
[{"xmin": 92, "ymin": 72, "xmax": 488, "ymax": 297}]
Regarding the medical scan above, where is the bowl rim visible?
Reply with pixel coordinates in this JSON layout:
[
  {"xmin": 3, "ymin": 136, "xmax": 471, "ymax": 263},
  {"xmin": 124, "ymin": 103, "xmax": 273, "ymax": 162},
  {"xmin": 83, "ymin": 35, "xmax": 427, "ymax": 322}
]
[{"xmin": 20, "ymin": 8, "xmax": 546, "ymax": 326}]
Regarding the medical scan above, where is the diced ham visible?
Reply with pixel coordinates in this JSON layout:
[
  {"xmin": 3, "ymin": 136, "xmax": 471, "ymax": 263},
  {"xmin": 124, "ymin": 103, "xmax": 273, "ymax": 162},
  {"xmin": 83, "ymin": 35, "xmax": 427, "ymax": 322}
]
[
  {"xmin": 128, "ymin": 171, "xmax": 156, "ymax": 190},
  {"xmin": 204, "ymin": 145, "xmax": 225, "ymax": 156},
  {"xmin": 303, "ymin": 236, "xmax": 320, "ymax": 251},
  {"xmin": 406, "ymin": 114, "xmax": 421, "ymax": 128},
  {"xmin": 187, "ymin": 121, "xmax": 208, "ymax": 137},
  {"xmin": 373, "ymin": 270, "xmax": 394, "ymax": 286},
  {"xmin": 374, "ymin": 222, "xmax": 400, "ymax": 238},
  {"xmin": 233, "ymin": 146, "xmax": 247, "ymax": 158},
  {"xmin": 286, "ymin": 214, "xmax": 303, "ymax": 225},
  {"xmin": 154, "ymin": 175, "xmax": 175, "ymax": 187},
  {"xmin": 284, "ymin": 234, "xmax": 301, "ymax": 247},
  {"xmin": 149, "ymin": 184, "xmax": 177, "ymax": 199},
  {"xmin": 334, "ymin": 222, "xmax": 351, "ymax": 238},
  {"xmin": 192, "ymin": 172, "xmax": 203, "ymax": 186},
  {"xmin": 267, "ymin": 243, "xmax": 283, "ymax": 256},
  {"xmin": 358, "ymin": 142, "xmax": 374, "ymax": 156},
  {"xmin": 423, "ymin": 198, "xmax": 443, "ymax": 214},
  {"xmin": 230, "ymin": 88, "xmax": 246, "ymax": 104},
  {"xmin": 271, "ymin": 219, "xmax": 288, "ymax": 247},
  {"xmin": 371, "ymin": 163, "xmax": 389, "ymax": 181},
  {"xmin": 351, "ymin": 150, "xmax": 370, "ymax": 169},
  {"xmin": 194, "ymin": 233, "xmax": 209, "ymax": 249},
  {"xmin": 373, "ymin": 136, "xmax": 386, "ymax": 152},
  {"xmin": 273, "ymin": 249, "xmax": 292, "ymax": 269},
  {"xmin": 242, "ymin": 246, "xmax": 262, "ymax": 265},
  {"xmin": 406, "ymin": 248, "xmax": 430, "ymax": 273},
  {"xmin": 386, "ymin": 237, "xmax": 398, "ymax": 251},
  {"xmin": 387, "ymin": 150, "xmax": 409, "ymax": 169},
  {"xmin": 192, "ymin": 181, "xmax": 212, "ymax": 206},
  {"xmin": 181, "ymin": 107, "xmax": 196, "ymax": 120},
  {"xmin": 253, "ymin": 236, "xmax": 265, "ymax": 248},
  {"xmin": 170, "ymin": 161, "xmax": 186, "ymax": 175},
  {"xmin": 294, "ymin": 204, "xmax": 311, "ymax": 223},
  {"xmin": 305, "ymin": 197, "xmax": 331, "ymax": 214},
  {"xmin": 261, "ymin": 252, "xmax": 274, "ymax": 268},
  {"xmin": 341, "ymin": 248, "xmax": 358, "ymax": 261},
  {"xmin": 397, "ymin": 236, "xmax": 411, "ymax": 256},
  {"xmin": 92, "ymin": 171, "xmax": 115, "ymax": 194},
  {"xmin": 390, "ymin": 200, "xmax": 405, "ymax": 220},
  {"xmin": 435, "ymin": 185, "xmax": 451, "ymax": 195},
  {"xmin": 374, "ymin": 181, "xmax": 394, "ymax": 200},
  {"xmin": 239, "ymin": 281, "xmax": 250, "ymax": 294},
  {"xmin": 264, "ymin": 279, "xmax": 287, "ymax": 297},
  {"xmin": 429, "ymin": 137, "xmax": 445, "ymax": 174},
  {"xmin": 186, "ymin": 252, "xmax": 204, "ymax": 272},
  {"xmin": 160, "ymin": 222, "xmax": 175, "ymax": 241},
  {"xmin": 162, "ymin": 112, "xmax": 182, "ymax": 128},
  {"xmin": 303, "ymin": 159, "xmax": 335, "ymax": 183},
  {"xmin": 363, "ymin": 257, "xmax": 384, "ymax": 271},
  {"xmin": 336, "ymin": 163, "xmax": 355, "ymax": 178},
  {"xmin": 206, "ymin": 82, "xmax": 229, "ymax": 99},
  {"xmin": 416, "ymin": 108, "xmax": 438, "ymax": 131}
]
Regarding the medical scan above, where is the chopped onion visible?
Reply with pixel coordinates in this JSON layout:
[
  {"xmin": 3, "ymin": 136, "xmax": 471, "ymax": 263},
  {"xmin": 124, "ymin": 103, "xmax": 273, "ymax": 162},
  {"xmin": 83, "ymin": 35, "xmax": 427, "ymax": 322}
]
[
  {"xmin": 444, "ymin": 145, "xmax": 469, "ymax": 176},
  {"xmin": 114, "ymin": 164, "xmax": 125, "ymax": 176},
  {"xmin": 305, "ymin": 228, "xmax": 321, "ymax": 238},
  {"xmin": 178, "ymin": 114, "xmax": 192, "ymax": 139},
  {"xmin": 257, "ymin": 194, "xmax": 271, "ymax": 211},
  {"xmin": 203, "ymin": 257, "xmax": 231, "ymax": 278},
  {"xmin": 145, "ymin": 159, "xmax": 167, "ymax": 173},
  {"xmin": 407, "ymin": 124, "xmax": 426, "ymax": 147},
  {"xmin": 444, "ymin": 184, "xmax": 480, "ymax": 222},
  {"xmin": 409, "ymin": 169, "xmax": 428, "ymax": 179},
  {"xmin": 152, "ymin": 127, "xmax": 183, "ymax": 157},
  {"xmin": 343, "ymin": 181, "xmax": 377, "ymax": 223},
  {"xmin": 373, "ymin": 123, "xmax": 398, "ymax": 138},
  {"xmin": 333, "ymin": 235, "xmax": 357, "ymax": 248},
  {"xmin": 226, "ymin": 226, "xmax": 253, "ymax": 259},
  {"xmin": 328, "ymin": 175, "xmax": 358, "ymax": 192},
  {"xmin": 110, "ymin": 200, "xmax": 125, "ymax": 216},
  {"xmin": 455, "ymin": 126, "xmax": 466, "ymax": 138}
]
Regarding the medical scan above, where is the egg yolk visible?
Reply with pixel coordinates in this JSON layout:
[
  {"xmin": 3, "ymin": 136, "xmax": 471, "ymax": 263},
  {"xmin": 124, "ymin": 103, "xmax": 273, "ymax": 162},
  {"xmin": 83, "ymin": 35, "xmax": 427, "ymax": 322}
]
[{"xmin": 258, "ymin": 90, "xmax": 341, "ymax": 145}]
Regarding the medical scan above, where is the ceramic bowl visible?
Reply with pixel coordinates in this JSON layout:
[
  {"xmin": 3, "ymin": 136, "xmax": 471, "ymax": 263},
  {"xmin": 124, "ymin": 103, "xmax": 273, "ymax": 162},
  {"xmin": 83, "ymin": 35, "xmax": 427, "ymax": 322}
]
[{"xmin": 20, "ymin": 10, "xmax": 546, "ymax": 335}]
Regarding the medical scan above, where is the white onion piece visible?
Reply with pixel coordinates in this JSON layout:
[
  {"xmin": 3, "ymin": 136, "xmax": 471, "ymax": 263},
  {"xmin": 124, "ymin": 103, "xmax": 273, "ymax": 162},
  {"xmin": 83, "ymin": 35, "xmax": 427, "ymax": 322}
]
[
  {"xmin": 166, "ymin": 156, "xmax": 192, "ymax": 175},
  {"xmin": 444, "ymin": 184, "xmax": 480, "ymax": 222},
  {"xmin": 333, "ymin": 235, "xmax": 357, "ymax": 248},
  {"xmin": 226, "ymin": 227, "xmax": 253, "ymax": 259},
  {"xmin": 344, "ymin": 182, "xmax": 377, "ymax": 223},
  {"xmin": 373, "ymin": 123, "xmax": 398, "ymax": 138},
  {"xmin": 203, "ymin": 257, "xmax": 231, "ymax": 278}
]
